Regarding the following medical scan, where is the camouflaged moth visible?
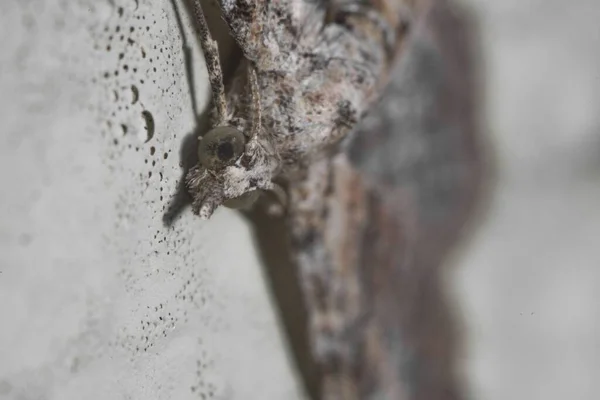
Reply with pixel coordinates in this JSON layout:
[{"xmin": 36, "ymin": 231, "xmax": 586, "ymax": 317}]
[
  {"xmin": 186, "ymin": 0, "xmax": 422, "ymax": 219},
  {"xmin": 185, "ymin": 1, "xmax": 481, "ymax": 399}
]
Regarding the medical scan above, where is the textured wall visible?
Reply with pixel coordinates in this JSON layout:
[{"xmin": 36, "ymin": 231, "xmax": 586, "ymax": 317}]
[{"xmin": 0, "ymin": 1, "xmax": 304, "ymax": 399}]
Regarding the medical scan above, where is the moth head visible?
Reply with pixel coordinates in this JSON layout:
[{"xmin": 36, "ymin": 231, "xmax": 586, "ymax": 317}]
[{"xmin": 186, "ymin": 125, "xmax": 275, "ymax": 219}]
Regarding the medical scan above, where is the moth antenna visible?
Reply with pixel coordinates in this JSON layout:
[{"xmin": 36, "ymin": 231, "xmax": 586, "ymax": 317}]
[
  {"xmin": 247, "ymin": 66, "xmax": 262, "ymax": 141},
  {"xmin": 192, "ymin": 0, "xmax": 228, "ymax": 126}
]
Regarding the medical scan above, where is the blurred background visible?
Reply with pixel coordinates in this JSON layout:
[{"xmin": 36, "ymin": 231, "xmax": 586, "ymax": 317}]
[
  {"xmin": 0, "ymin": 0, "xmax": 599, "ymax": 399},
  {"xmin": 452, "ymin": 1, "xmax": 600, "ymax": 399}
]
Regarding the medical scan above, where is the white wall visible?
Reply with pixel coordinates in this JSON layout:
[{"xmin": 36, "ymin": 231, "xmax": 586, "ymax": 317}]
[
  {"xmin": 453, "ymin": 1, "xmax": 600, "ymax": 399},
  {"xmin": 0, "ymin": 1, "xmax": 305, "ymax": 399}
]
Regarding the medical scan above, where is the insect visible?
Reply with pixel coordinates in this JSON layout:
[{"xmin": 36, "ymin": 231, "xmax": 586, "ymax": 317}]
[
  {"xmin": 186, "ymin": 1, "xmax": 481, "ymax": 399},
  {"xmin": 185, "ymin": 0, "xmax": 422, "ymax": 218}
]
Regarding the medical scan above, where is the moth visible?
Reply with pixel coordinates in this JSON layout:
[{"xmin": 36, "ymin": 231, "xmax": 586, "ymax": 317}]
[
  {"xmin": 185, "ymin": 0, "xmax": 425, "ymax": 218},
  {"xmin": 186, "ymin": 1, "xmax": 481, "ymax": 399}
]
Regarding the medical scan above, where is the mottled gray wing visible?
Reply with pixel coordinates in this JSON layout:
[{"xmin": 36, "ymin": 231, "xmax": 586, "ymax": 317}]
[{"xmin": 287, "ymin": 2, "xmax": 483, "ymax": 399}]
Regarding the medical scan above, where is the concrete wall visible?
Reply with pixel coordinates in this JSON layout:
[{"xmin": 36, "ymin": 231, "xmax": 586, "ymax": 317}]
[{"xmin": 0, "ymin": 1, "xmax": 305, "ymax": 399}]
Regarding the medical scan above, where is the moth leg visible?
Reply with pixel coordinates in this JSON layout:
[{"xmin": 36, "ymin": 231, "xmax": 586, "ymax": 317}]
[
  {"xmin": 192, "ymin": 0, "xmax": 228, "ymax": 125},
  {"xmin": 260, "ymin": 183, "xmax": 288, "ymax": 217},
  {"xmin": 268, "ymin": 183, "xmax": 287, "ymax": 208},
  {"xmin": 247, "ymin": 65, "xmax": 261, "ymax": 142}
]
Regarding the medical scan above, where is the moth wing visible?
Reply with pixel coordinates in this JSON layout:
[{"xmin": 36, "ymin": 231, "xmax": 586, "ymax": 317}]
[{"xmin": 286, "ymin": 2, "xmax": 482, "ymax": 398}]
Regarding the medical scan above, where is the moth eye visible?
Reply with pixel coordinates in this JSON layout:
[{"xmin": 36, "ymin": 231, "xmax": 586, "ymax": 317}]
[{"xmin": 198, "ymin": 126, "xmax": 245, "ymax": 169}]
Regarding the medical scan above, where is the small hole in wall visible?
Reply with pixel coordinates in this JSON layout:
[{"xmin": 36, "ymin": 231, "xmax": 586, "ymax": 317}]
[
  {"xmin": 140, "ymin": 110, "xmax": 155, "ymax": 143},
  {"xmin": 130, "ymin": 85, "xmax": 139, "ymax": 104}
]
